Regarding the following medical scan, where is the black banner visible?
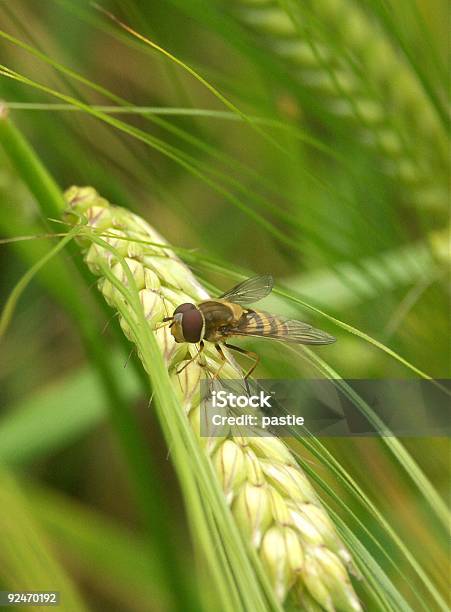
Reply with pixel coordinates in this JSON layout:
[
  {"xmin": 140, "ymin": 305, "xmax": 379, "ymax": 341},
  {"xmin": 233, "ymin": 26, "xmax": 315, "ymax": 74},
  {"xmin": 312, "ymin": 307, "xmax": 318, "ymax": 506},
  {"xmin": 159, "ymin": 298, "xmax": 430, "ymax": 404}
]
[{"xmin": 199, "ymin": 379, "xmax": 451, "ymax": 437}]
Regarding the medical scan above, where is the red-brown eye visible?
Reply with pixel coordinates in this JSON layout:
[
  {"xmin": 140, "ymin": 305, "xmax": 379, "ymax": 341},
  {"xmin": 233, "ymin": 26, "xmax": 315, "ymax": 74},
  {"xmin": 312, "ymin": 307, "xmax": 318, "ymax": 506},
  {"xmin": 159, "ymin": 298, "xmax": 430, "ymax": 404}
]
[
  {"xmin": 181, "ymin": 308, "xmax": 204, "ymax": 343},
  {"xmin": 173, "ymin": 302, "xmax": 196, "ymax": 315}
]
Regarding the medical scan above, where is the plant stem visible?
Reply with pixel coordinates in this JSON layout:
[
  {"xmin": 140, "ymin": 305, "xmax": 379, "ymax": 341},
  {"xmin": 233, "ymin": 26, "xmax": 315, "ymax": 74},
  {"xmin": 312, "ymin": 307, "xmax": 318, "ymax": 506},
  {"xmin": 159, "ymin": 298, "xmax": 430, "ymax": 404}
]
[
  {"xmin": 0, "ymin": 106, "xmax": 198, "ymax": 612},
  {"xmin": 0, "ymin": 104, "xmax": 66, "ymax": 218}
]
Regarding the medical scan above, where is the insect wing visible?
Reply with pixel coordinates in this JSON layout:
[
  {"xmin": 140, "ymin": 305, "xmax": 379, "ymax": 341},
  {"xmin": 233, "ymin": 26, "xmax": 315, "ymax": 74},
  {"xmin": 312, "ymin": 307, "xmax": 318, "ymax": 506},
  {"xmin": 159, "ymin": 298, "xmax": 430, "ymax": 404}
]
[
  {"xmin": 219, "ymin": 274, "xmax": 274, "ymax": 305},
  {"xmin": 232, "ymin": 310, "xmax": 336, "ymax": 345}
]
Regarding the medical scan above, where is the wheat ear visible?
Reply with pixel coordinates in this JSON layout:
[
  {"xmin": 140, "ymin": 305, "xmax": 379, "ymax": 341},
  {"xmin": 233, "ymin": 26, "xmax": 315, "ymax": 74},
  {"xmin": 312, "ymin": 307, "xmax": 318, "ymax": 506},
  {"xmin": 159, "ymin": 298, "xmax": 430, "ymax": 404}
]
[
  {"xmin": 64, "ymin": 185, "xmax": 361, "ymax": 611},
  {"xmin": 229, "ymin": 0, "xmax": 447, "ymax": 210}
]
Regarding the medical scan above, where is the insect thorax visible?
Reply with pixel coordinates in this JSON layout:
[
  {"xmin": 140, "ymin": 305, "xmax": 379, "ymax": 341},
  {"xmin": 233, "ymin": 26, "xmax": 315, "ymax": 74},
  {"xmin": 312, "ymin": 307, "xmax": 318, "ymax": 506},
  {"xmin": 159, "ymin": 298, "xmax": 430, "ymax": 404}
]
[{"xmin": 198, "ymin": 300, "xmax": 242, "ymax": 342}]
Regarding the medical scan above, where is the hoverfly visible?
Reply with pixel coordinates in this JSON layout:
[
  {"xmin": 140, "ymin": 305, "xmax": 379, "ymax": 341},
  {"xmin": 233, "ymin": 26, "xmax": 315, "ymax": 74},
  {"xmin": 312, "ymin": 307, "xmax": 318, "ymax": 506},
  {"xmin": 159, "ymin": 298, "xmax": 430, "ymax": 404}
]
[{"xmin": 163, "ymin": 275, "xmax": 335, "ymax": 379}]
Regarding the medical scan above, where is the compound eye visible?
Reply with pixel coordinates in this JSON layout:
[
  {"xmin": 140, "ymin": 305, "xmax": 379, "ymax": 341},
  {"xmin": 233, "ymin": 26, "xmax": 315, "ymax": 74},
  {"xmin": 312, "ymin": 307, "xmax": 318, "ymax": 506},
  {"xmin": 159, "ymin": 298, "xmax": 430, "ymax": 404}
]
[
  {"xmin": 173, "ymin": 302, "xmax": 196, "ymax": 316},
  {"xmin": 181, "ymin": 308, "xmax": 204, "ymax": 343}
]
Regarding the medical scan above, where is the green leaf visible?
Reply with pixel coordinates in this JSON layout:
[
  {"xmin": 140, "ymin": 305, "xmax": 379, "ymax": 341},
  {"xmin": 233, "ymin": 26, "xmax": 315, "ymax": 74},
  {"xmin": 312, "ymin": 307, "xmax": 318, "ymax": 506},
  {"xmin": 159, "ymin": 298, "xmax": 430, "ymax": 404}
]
[
  {"xmin": 0, "ymin": 352, "xmax": 140, "ymax": 465},
  {"xmin": 0, "ymin": 466, "xmax": 87, "ymax": 611}
]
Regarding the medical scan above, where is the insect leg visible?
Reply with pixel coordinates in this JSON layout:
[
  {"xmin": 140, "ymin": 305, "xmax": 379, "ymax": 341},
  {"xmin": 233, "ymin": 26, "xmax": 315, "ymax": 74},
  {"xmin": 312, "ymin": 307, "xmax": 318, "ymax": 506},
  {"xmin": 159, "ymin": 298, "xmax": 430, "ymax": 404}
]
[
  {"xmin": 223, "ymin": 343, "xmax": 260, "ymax": 380},
  {"xmin": 213, "ymin": 343, "xmax": 230, "ymax": 380},
  {"xmin": 155, "ymin": 317, "xmax": 173, "ymax": 330},
  {"xmin": 176, "ymin": 340, "xmax": 204, "ymax": 375},
  {"xmin": 155, "ymin": 295, "xmax": 175, "ymax": 329}
]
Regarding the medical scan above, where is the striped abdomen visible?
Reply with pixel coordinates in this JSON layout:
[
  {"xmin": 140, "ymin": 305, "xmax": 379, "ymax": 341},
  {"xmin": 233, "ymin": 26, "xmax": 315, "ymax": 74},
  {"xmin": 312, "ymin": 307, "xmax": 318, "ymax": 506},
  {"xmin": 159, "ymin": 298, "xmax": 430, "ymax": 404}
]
[{"xmin": 230, "ymin": 309, "xmax": 336, "ymax": 345}]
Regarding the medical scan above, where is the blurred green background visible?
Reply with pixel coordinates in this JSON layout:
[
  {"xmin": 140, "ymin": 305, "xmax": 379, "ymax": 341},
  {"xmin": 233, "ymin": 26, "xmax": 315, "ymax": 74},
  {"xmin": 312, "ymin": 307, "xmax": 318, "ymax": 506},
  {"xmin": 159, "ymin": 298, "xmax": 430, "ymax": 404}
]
[{"xmin": 0, "ymin": 0, "xmax": 449, "ymax": 610}]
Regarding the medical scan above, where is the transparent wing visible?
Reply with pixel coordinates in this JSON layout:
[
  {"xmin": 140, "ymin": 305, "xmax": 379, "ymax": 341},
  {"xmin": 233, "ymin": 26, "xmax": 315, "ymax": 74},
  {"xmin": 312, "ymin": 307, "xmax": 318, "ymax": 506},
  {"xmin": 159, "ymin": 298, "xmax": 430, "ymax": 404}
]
[
  {"xmin": 229, "ymin": 310, "xmax": 336, "ymax": 345},
  {"xmin": 219, "ymin": 274, "xmax": 274, "ymax": 305}
]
